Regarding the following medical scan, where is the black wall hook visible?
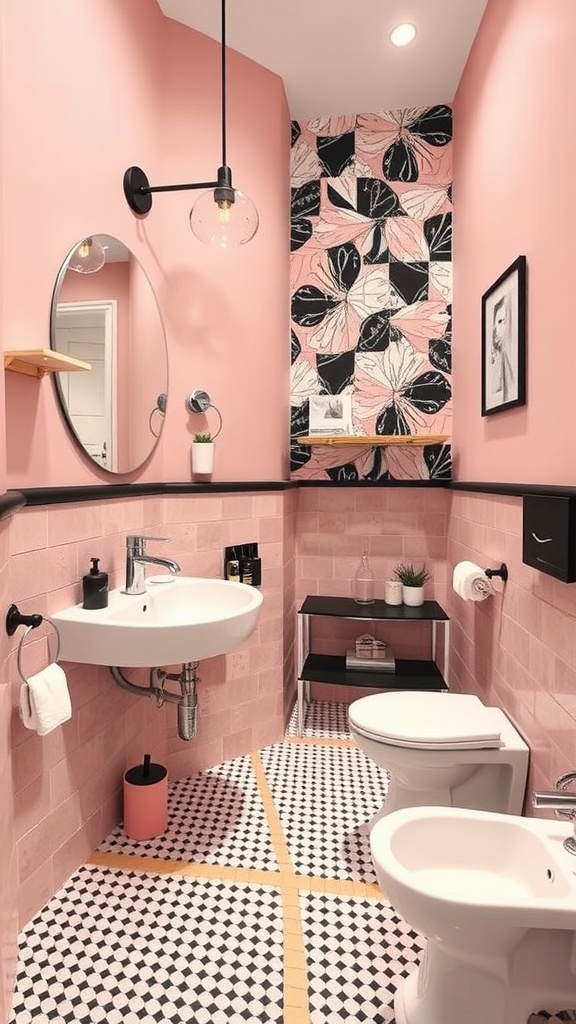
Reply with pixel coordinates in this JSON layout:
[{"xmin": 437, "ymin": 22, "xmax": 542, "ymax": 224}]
[
  {"xmin": 485, "ymin": 563, "xmax": 509, "ymax": 583},
  {"xmin": 6, "ymin": 604, "xmax": 43, "ymax": 636}
]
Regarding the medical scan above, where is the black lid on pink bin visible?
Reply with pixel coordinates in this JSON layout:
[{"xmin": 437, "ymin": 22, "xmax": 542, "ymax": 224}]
[{"xmin": 124, "ymin": 753, "xmax": 167, "ymax": 786}]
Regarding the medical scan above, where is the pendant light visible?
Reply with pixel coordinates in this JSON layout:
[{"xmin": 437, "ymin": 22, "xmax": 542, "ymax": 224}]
[
  {"xmin": 123, "ymin": 0, "xmax": 258, "ymax": 248},
  {"xmin": 68, "ymin": 237, "xmax": 106, "ymax": 274}
]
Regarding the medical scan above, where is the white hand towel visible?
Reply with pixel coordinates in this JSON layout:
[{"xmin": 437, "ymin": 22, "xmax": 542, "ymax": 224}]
[
  {"xmin": 19, "ymin": 663, "xmax": 71, "ymax": 736},
  {"xmin": 452, "ymin": 560, "xmax": 494, "ymax": 602}
]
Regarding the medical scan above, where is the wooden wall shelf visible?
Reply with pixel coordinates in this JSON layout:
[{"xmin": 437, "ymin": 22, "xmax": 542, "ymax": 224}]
[
  {"xmin": 297, "ymin": 434, "xmax": 449, "ymax": 447},
  {"xmin": 4, "ymin": 349, "xmax": 91, "ymax": 379}
]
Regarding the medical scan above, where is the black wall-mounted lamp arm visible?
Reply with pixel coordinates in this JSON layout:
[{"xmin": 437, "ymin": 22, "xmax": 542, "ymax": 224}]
[{"xmin": 123, "ymin": 165, "xmax": 234, "ymax": 215}]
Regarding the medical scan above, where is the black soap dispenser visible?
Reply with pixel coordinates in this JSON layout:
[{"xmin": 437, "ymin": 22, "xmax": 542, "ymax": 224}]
[{"xmin": 82, "ymin": 557, "xmax": 109, "ymax": 609}]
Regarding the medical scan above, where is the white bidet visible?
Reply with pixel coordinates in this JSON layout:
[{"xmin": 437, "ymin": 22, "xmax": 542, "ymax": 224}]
[{"xmin": 370, "ymin": 806, "xmax": 576, "ymax": 1024}]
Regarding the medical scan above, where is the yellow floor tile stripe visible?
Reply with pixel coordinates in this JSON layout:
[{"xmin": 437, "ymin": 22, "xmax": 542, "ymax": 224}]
[
  {"xmin": 86, "ymin": 732, "xmax": 388, "ymax": 1024},
  {"xmin": 249, "ymin": 750, "xmax": 312, "ymax": 1024}
]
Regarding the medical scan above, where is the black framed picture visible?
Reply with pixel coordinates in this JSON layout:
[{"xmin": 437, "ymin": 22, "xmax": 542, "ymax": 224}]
[{"xmin": 481, "ymin": 255, "xmax": 526, "ymax": 416}]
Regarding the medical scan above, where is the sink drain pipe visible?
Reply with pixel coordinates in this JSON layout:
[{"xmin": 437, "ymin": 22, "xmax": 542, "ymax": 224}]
[{"xmin": 109, "ymin": 662, "xmax": 199, "ymax": 741}]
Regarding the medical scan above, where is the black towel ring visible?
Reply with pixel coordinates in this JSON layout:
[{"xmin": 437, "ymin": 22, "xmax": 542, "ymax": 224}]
[{"xmin": 6, "ymin": 604, "xmax": 61, "ymax": 684}]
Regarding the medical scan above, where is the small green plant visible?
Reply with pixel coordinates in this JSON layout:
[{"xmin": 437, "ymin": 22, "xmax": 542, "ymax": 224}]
[
  {"xmin": 393, "ymin": 562, "xmax": 431, "ymax": 587},
  {"xmin": 193, "ymin": 432, "xmax": 213, "ymax": 443}
]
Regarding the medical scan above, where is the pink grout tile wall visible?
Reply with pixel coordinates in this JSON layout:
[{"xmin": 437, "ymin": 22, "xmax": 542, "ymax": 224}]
[
  {"xmin": 4, "ymin": 490, "xmax": 293, "ymax": 940},
  {"xmin": 446, "ymin": 490, "xmax": 576, "ymax": 808},
  {"xmin": 295, "ymin": 484, "xmax": 576, "ymax": 810},
  {"xmin": 295, "ymin": 486, "xmax": 449, "ymax": 703},
  {"xmin": 0, "ymin": 520, "xmax": 18, "ymax": 1024}
]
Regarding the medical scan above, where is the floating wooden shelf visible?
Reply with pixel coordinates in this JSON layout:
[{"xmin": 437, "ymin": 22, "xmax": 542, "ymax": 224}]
[
  {"xmin": 297, "ymin": 434, "xmax": 449, "ymax": 447},
  {"xmin": 4, "ymin": 349, "xmax": 92, "ymax": 379}
]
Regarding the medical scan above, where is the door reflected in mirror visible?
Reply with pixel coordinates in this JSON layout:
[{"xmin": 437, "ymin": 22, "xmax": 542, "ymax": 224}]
[{"xmin": 50, "ymin": 234, "xmax": 168, "ymax": 474}]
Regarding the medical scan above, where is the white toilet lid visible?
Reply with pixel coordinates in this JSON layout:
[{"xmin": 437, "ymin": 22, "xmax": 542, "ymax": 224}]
[{"xmin": 348, "ymin": 692, "xmax": 503, "ymax": 748}]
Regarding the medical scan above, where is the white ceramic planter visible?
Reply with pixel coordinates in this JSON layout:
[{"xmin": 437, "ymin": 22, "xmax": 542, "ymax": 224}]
[
  {"xmin": 402, "ymin": 585, "xmax": 425, "ymax": 606},
  {"xmin": 385, "ymin": 580, "xmax": 403, "ymax": 605},
  {"xmin": 191, "ymin": 441, "xmax": 214, "ymax": 475}
]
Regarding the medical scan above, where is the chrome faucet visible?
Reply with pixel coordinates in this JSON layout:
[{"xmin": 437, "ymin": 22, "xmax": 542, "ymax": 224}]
[
  {"xmin": 123, "ymin": 535, "xmax": 181, "ymax": 595},
  {"xmin": 532, "ymin": 771, "xmax": 576, "ymax": 855}
]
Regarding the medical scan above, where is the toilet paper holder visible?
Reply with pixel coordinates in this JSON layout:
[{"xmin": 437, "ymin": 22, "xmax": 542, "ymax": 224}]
[{"xmin": 484, "ymin": 563, "xmax": 508, "ymax": 582}]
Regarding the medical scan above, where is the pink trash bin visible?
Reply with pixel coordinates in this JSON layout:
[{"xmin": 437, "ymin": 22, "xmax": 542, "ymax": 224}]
[{"xmin": 123, "ymin": 754, "xmax": 168, "ymax": 841}]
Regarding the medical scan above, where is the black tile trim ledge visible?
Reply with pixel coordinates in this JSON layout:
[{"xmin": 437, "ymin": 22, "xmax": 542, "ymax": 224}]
[
  {"xmin": 3, "ymin": 481, "xmax": 298, "ymax": 513},
  {"xmin": 0, "ymin": 490, "xmax": 26, "ymax": 521},
  {"xmin": 2, "ymin": 479, "xmax": 576, "ymax": 516},
  {"xmin": 449, "ymin": 482, "xmax": 576, "ymax": 498}
]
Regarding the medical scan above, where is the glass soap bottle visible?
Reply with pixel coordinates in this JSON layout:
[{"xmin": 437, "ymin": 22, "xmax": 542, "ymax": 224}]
[{"xmin": 354, "ymin": 551, "xmax": 375, "ymax": 604}]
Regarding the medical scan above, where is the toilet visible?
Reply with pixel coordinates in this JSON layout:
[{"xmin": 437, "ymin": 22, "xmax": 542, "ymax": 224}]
[{"xmin": 348, "ymin": 691, "xmax": 529, "ymax": 821}]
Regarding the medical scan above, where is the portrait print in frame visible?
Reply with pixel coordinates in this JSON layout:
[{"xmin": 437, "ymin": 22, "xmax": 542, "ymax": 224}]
[{"xmin": 481, "ymin": 255, "xmax": 526, "ymax": 416}]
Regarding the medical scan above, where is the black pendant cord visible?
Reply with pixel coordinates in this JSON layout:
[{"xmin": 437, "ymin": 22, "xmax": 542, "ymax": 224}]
[
  {"xmin": 123, "ymin": 0, "xmax": 233, "ymax": 214},
  {"xmin": 221, "ymin": 0, "xmax": 227, "ymax": 169},
  {"xmin": 140, "ymin": 0, "xmax": 227, "ymax": 196}
]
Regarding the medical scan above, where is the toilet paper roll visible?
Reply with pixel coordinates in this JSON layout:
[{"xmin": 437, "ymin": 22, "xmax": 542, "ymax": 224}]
[{"xmin": 452, "ymin": 561, "xmax": 494, "ymax": 601}]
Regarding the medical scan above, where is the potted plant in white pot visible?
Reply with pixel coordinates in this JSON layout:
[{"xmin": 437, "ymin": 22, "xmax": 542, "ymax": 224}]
[
  {"xmin": 191, "ymin": 432, "xmax": 214, "ymax": 475},
  {"xmin": 393, "ymin": 563, "xmax": 432, "ymax": 607}
]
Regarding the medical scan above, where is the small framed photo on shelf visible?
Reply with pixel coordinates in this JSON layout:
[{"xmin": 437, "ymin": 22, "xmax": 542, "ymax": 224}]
[
  {"xmin": 308, "ymin": 393, "xmax": 352, "ymax": 435},
  {"xmin": 481, "ymin": 255, "xmax": 527, "ymax": 416}
]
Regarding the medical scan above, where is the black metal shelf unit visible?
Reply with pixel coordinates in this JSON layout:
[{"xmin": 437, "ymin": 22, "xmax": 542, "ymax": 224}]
[{"xmin": 296, "ymin": 595, "xmax": 450, "ymax": 735}]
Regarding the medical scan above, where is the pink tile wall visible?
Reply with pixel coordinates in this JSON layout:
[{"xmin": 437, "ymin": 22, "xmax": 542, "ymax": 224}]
[
  {"xmin": 447, "ymin": 490, "xmax": 576, "ymax": 804},
  {"xmin": 282, "ymin": 490, "xmax": 298, "ymax": 725},
  {"xmin": 5, "ymin": 489, "xmax": 289, "ymax": 941},
  {"xmin": 295, "ymin": 486, "xmax": 449, "ymax": 703},
  {"xmin": 295, "ymin": 483, "xmax": 575, "ymax": 809},
  {"xmin": 160, "ymin": 491, "xmax": 289, "ymax": 778},
  {"xmin": 8, "ymin": 496, "xmax": 167, "ymax": 927},
  {"xmin": 0, "ymin": 521, "xmax": 18, "ymax": 1024}
]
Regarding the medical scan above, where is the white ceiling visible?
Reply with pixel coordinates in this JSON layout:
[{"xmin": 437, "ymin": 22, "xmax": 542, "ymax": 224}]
[{"xmin": 156, "ymin": 0, "xmax": 489, "ymax": 120}]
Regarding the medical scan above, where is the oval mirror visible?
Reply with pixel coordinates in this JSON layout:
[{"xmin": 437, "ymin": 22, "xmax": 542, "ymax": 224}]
[{"xmin": 50, "ymin": 234, "xmax": 168, "ymax": 473}]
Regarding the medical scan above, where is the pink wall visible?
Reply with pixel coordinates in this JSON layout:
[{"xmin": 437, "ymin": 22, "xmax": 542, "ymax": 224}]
[
  {"xmin": 3, "ymin": 0, "xmax": 290, "ymax": 489},
  {"xmin": 447, "ymin": 490, "xmax": 576, "ymax": 804},
  {"xmin": 452, "ymin": 0, "xmax": 576, "ymax": 484}
]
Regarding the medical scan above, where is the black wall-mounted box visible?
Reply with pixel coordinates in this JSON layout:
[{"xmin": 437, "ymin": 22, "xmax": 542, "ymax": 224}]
[{"xmin": 522, "ymin": 494, "xmax": 576, "ymax": 582}]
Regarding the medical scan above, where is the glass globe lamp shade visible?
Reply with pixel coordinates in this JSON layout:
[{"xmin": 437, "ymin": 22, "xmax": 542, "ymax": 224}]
[
  {"xmin": 68, "ymin": 237, "xmax": 106, "ymax": 274},
  {"xmin": 189, "ymin": 188, "xmax": 259, "ymax": 248}
]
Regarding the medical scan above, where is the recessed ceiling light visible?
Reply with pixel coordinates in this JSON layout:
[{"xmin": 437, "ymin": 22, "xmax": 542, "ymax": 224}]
[{"xmin": 390, "ymin": 22, "xmax": 417, "ymax": 47}]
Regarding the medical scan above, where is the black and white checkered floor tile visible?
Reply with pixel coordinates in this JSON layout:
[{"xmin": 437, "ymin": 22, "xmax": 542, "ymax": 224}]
[
  {"xmin": 8, "ymin": 699, "xmax": 576, "ymax": 1024},
  {"xmin": 301, "ymin": 891, "xmax": 424, "ymax": 1024},
  {"xmin": 261, "ymin": 740, "xmax": 388, "ymax": 883},
  {"xmin": 287, "ymin": 699, "xmax": 351, "ymax": 739},
  {"xmin": 99, "ymin": 753, "xmax": 278, "ymax": 871},
  {"xmin": 9, "ymin": 865, "xmax": 283, "ymax": 1024}
]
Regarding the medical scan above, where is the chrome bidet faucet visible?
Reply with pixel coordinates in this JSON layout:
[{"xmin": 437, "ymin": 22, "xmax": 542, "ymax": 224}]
[
  {"xmin": 533, "ymin": 771, "xmax": 576, "ymax": 855},
  {"xmin": 123, "ymin": 535, "xmax": 181, "ymax": 595}
]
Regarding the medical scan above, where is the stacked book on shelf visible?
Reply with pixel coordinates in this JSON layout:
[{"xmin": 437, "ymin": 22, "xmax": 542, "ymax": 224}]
[{"xmin": 345, "ymin": 633, "xmax": 395, "ymax": 673}]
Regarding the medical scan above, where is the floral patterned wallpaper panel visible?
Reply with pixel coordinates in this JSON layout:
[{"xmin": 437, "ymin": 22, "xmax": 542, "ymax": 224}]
[{"xmin": 289, "ymin": 107, "xmax": 453, "ymax": 482}]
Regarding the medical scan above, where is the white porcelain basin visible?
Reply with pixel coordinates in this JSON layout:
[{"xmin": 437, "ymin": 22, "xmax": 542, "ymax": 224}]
[{"xmin": 51, "ymin": 576, "xmax": 263, "ymax": 667}]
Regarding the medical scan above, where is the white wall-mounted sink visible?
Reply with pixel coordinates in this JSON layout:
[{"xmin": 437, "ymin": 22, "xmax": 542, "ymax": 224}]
[{"xmin": 51, "ymin": 576, "xmax": 263, "ymax": 667}]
